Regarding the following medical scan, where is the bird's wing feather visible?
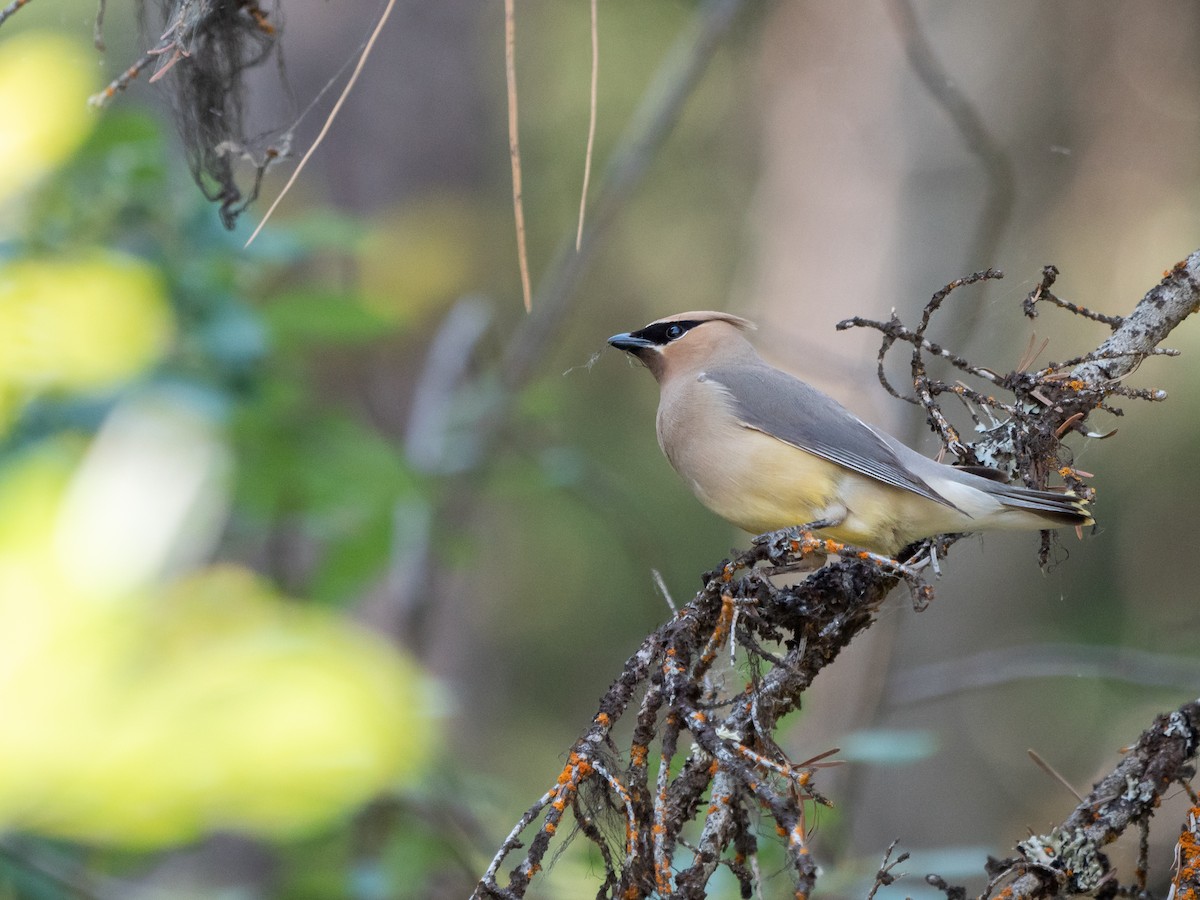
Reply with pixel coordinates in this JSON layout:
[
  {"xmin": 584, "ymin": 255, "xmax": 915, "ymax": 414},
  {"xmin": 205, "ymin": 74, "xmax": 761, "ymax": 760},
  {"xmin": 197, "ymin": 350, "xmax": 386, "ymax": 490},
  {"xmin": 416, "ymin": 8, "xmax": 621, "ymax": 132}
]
[{"xmin": 703, "ymin": 364, "xmax": 958, "ymax": 510}]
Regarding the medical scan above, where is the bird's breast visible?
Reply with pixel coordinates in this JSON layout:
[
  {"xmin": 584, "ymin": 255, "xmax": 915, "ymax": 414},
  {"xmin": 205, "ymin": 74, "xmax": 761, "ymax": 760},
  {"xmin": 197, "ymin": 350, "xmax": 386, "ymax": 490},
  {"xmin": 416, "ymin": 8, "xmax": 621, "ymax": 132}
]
[{"xmin": 655, "ymin": 375, "xmax": 843, "ymax": 534}]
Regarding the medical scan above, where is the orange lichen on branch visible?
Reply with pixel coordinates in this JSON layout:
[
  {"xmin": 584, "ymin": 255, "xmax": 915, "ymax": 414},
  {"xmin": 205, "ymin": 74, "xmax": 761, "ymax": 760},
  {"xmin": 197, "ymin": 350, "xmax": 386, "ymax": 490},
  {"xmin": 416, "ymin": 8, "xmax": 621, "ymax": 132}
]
[
  {"xmin": 1171, "ymin": 807, "xmax": 1200, "ymax": 900},
  {"xmin": 240, "ymin": 0, "xmax": 275, "ymax": 34},
  {"xmin": 657, "ymin": 763, "xmax": 676, "ymax": 900},
  {"xmin": 546, "ymin": 752, "xmax": 595, "ymax": 829},
  {"xmin": 90, "ymin": 60, "xmax": 153, "ymax": 107},
  {"xmin": 655, "ymin": 865, "xmax": 673, "ymax": 896},
  {"xmin": 698, "ymin": 593, "xmax": 736, "ymax": 668},
  {"xmin": 518, "ymin": 858, "xmax": 542, "ymax": 878},
  {"xmin": 732, "ymin": 739, "xmax": 809, "ymax": 791},
  {"xmin": 788, "ymin": 820, "xmax": 809, "ymax": 851},
  {"xmin": 661, "ymin": 647, "xmax": 683, "ymax": 679},
  {"xmin": 569, "ymin": 751, "xmax": 593, "ymax": 778},
  {"xmin": 551, "ymin": 751, "xmax": 594, "ymax": 806},
  {"xmin": 784, "ymin": 529, "xmax": 921, "ymax": 586},
  {"xmin": 555, "ymin": 761, "xmax": 574, "ymax": 785},
  {"xmin": 787, "ymin": 533, "xmax": 818, "ymax": 556}
]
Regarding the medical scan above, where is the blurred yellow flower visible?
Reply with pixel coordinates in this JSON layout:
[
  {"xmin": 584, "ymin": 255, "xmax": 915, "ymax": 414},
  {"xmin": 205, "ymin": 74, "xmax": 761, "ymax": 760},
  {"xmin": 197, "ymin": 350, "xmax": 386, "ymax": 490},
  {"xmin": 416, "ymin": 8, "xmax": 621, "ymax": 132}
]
[
  {"xmin": 0, "ymin": 442, "xmax": 440, "ymax": 847},
  {"xmin": 0, "ymin": 252, "xmax": 173, "ymax": 395},
  {"xmin": 0, "ymin": 32, "xmax": 95, "ymax": 203}
]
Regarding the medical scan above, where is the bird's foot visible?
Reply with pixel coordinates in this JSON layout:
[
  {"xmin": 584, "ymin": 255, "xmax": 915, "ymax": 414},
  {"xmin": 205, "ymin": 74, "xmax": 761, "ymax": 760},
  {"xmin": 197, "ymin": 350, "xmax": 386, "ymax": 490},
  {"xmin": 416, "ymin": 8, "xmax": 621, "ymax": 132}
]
[
  {"xmin": 828, "ymin": 542, "xmax": 925, "ymax": 583},
  {"xmin": 752, "ymin": 521, "xmax": 842, "ymax": 569},
  {"xmin": 903, "ymin": 540, "xmax": 940, "ymax": 577},
  {"xmin": 755, "ymin": 526, "xmax": 933, "ymax": 609},
  {"xmin": 898, "ymin": 535, "xmax": 960, "ymax": 580}
]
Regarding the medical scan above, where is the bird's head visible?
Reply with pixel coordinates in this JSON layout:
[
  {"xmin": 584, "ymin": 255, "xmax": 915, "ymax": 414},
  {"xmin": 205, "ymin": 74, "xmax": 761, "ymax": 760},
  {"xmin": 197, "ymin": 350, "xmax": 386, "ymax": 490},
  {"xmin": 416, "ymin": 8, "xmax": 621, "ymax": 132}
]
[{"xmin": 607, "ymin": 311, "xmax": 756, "ymax": 382}]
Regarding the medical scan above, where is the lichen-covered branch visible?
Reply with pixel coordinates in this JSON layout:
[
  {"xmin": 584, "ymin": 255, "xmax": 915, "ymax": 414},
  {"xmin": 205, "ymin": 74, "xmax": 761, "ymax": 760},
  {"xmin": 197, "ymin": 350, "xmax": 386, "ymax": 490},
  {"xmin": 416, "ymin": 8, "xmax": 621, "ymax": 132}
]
[
  {"xmin": 947, "ymin": 698, "xmax": 1200, "ymax": 900},
  {"xmin": 472, "ymin": 531, "xmax": 907, "ymax": 900},
  {"xmin": 1068, "ymin": 250, "xmax": 1200, "ymax": 384}
]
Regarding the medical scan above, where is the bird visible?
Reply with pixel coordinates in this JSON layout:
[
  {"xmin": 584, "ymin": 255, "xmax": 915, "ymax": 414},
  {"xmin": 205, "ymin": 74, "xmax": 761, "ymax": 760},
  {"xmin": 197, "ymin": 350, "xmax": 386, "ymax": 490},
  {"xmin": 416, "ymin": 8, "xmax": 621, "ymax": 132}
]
[{"xmin": 607, "ymin": 310, "xmax": 1092, "ymax": 557}]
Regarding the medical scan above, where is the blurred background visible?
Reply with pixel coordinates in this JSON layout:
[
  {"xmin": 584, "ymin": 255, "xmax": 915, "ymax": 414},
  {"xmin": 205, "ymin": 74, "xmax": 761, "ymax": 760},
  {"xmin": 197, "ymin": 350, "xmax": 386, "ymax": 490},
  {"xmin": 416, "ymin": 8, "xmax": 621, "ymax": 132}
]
[{"xmin": 0, "ymin": 1, "xmax": 1198, "ymax": 897}]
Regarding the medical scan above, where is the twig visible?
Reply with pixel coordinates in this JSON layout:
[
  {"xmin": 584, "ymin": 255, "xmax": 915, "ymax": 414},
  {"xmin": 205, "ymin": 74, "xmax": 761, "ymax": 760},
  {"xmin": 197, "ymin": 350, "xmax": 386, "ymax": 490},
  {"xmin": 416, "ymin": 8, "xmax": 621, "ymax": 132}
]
[
  {"xmin": 575, "ymin": 0, "xmax": 599, "ymax": 252},
  {"xmin": 911, "ymin": 269, "xmax": 1005, "ymax": 458},
  {"xmin": 1026, "ymin": 748, "xmax": 1084, "ymax": 802},
  {"xmin": 0, "ymin": 0, "xmax": 32, "ymax": 29},
  {"xmin": 835, "ymin": 313, "xmax": 1006, "ymax": 390},
  {"xmin": 504, "ymin": 0, "xmax": 532, "ymax": 313},
  {"xmin": 93, "ymin": 0, "xmax": 107, "ymax": 50},
  {"xmin": 1022, "ymin": 264, "xmax": 1124, "ymax": 328},
  {"xmin": 867, "ymin": 839, "xmax": 910, "ymax": 900},
  {"xmin": 244, "ymin": 0, "xmax": 396, "ymax": 246},
  {"xmin": 499, "ymin": 0, "xmax": 749, "ymax": 393},
  {"xmin": 88, "ymin": 49, "xmax": 160, "ymax": 107}
]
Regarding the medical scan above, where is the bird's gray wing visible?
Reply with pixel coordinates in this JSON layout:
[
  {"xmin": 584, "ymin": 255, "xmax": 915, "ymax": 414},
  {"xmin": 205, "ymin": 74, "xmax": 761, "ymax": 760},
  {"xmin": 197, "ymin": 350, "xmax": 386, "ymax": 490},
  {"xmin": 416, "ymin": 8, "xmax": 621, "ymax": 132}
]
[{"xmin": 703, "ymin": 364, "xmax": 958, "ymax": 509}]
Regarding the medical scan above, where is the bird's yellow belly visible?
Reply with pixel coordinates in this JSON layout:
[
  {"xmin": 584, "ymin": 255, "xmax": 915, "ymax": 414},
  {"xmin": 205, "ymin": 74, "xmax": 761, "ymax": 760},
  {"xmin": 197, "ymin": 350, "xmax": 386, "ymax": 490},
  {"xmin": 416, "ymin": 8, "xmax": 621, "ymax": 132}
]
[{"xmin": 666, "ymin": 424, "xmax": 925, "ymax": 554}]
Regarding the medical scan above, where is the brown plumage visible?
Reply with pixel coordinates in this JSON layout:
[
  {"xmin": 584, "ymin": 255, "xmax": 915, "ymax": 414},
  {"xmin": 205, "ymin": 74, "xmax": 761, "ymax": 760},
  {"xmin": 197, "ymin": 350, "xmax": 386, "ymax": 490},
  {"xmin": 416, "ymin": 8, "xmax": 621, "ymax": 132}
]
[{"xmin": 609, "ymin": 311, "xmax": 1092, "ymax": 555}]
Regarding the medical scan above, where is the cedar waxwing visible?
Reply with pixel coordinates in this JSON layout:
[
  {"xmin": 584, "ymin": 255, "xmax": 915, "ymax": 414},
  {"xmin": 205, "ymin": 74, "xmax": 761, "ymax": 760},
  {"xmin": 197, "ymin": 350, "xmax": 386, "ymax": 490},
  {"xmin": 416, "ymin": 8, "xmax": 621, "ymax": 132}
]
[{"xmin": 608, "ymin": 311, "xmax": 1092, "ymax": 556}]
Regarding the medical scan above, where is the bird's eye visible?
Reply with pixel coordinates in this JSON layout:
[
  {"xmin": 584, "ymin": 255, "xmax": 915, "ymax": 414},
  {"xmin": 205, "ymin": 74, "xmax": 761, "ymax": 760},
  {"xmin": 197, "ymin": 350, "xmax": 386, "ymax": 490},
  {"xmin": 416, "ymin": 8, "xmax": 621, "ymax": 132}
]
[{"xmin": 665, "ymin": 324, "xmax": 685, "ymax": 340}]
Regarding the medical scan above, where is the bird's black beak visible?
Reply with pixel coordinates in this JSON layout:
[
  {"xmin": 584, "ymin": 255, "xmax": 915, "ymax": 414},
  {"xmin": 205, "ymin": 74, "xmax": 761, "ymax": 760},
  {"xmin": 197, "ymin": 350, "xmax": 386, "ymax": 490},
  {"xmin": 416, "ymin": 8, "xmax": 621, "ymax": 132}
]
[{"xmin": 608, "ymin": 332, "xmax": 655, "ymax": 353}]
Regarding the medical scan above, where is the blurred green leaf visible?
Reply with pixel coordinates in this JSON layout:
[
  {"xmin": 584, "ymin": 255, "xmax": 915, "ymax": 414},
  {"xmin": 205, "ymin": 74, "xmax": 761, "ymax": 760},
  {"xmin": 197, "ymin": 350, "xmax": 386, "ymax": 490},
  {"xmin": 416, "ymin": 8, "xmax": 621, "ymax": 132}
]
[
  {"xmin": 235, "ymin": 392, "xmax": 419, "ymax": 517},
  {"xmin": 233, "ymin": 380, "xmax": 426, "ymax": 603},
  {"xmin": 264, "ymin": 290, "xmax": 398, "ymax": 346},
  {"xmin": 310, "ymin": 506, "xmax": 395, "ymax": 605}
]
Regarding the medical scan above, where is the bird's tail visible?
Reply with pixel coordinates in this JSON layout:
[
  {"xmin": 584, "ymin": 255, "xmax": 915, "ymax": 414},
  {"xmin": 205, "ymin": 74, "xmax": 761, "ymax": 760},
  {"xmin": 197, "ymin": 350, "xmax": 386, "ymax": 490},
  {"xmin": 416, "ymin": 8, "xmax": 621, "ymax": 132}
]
[{"xmin": 986, "ymin": 482, "xmax": 1093, "ymax": 527}]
